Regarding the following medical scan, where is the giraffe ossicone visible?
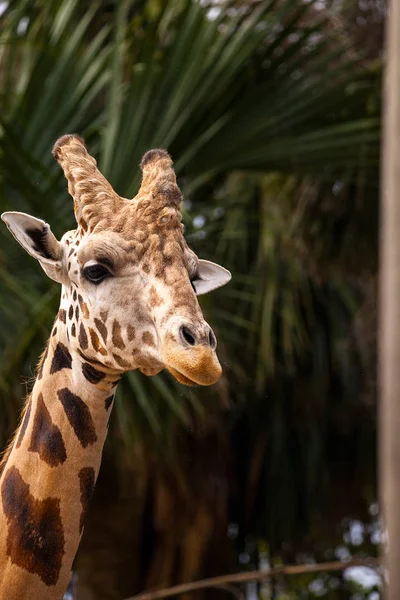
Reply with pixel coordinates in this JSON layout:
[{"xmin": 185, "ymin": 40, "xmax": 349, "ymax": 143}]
[{"xmin": 0, "ymin": 135, "xmax": 231, "ymax": 599}]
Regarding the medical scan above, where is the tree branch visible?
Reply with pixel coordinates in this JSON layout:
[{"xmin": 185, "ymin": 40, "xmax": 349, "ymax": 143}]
[{"xmin": 126, "ymin": 557, "xmax": 380, "ymax": 600}]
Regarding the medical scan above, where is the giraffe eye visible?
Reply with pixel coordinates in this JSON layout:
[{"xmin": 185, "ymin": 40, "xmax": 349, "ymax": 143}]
[{"xmin": 83, "ymin": 263, "xmax": 111, "ymax": 285}]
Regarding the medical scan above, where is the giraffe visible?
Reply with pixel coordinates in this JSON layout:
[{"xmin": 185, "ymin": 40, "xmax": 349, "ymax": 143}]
[{"xmin": 0, "ymin": 134, "xmax": 231, "ymax": 599}]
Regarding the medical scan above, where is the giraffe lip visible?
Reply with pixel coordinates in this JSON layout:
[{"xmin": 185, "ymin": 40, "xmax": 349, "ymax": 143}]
[
  {"xmin": 166, "ymin": 354, "xmax": 221, "ymax": 387},
  {"xmin": 167, "ymin": 367, "xmax": 200, "ymax": 387},
  {"xmin": 139, "ymin": 366, "xmax": 163, "ymax": 376},
  {"xmin": 167, "ymin": 366, "xmax": 214, "ymax": 387}
]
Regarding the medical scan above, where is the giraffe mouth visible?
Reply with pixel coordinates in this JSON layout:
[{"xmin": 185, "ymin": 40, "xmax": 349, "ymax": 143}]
[
  {"xmin": 164, "ymin": 347, "xmax": 222, "ymax": 386},
  {"xmin": 167, "ymin": 367, "xmax": 200, "ymax": 387},
  {"xmin": 162, "ymin": 337, "xmax": 222, "ymax": 386}
]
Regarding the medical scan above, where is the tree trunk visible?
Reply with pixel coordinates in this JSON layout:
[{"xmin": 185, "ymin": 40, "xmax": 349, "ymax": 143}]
[{"xmin": 380, "ymin": 2, "xmax": 400, "ymax": 599}]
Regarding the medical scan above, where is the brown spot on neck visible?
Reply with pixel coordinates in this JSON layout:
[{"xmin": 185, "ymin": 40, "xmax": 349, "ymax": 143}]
[
  {"xmin": 127, "ymin": 325, "xmax": 136, "ymax": 341},
  {"xmin": 1, "ymin": 466, "xmax": 65, "ymax": 586},
  {"xmin": 112, "ymin": 353, "xmax": 130, "ymax": 368},
  {"xmin": 105, "ymin": 395, "xmax": 114, "ymax": 411},
  {"xmin": 57, "ymin": 388, "xmax": 97, "ymax": 448},
  {"xmin": 112, "ymin": 320, "xmax": 125, "ymax": 350},
  {"xmin": 142, "ymin": 331, "xmax": 155, "ymax": 347},
  {"xmin": 82, "ymin": 363, "xmax": 106, "ymax": 384},
  {"xmin": 78, "ymin": 467, "xmax": 95, "ymax": 533},
  {"xmin": 89, "ymin": 328, "xmax": 107, "ymax": 356},
  {"xmin": 94, "ymin": 318, "xmax": 108, "ymax": 344},
  {"xmin": 78, "ymin": 295, "xmax": 89, "ymax": 319},
  {"xmin": 58, "ymin": 309, "xmax": 67, "ymax": 324},
  {"xmin": 79, "ymin": 323, "xmax": 88, "ymax": 350},
  {"xmin": 28, "ymin": 394, "xmax": 67, "ymax": 467},
  {"xmin": 50, "ymin": 342, "xmax": 72, "ymax": 374}
]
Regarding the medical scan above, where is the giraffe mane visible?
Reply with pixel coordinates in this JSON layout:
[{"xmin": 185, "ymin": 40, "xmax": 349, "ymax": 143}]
[
  {"xmin": 0, "ymin": 393, "xmax": 32, "ymax": 477},
  {"xmin": 0, "ymin": 344, "xmax": 48, "ymax": 477}
]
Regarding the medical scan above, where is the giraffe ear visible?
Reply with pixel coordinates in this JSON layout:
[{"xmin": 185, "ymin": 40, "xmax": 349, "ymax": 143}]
[
  {"xmin": 1, "ymin": 211, "xmax": 64, "ymax": 283},
  {"xmin": 192, "ymin": 260, "xmax": 232, "ymax": 296}
]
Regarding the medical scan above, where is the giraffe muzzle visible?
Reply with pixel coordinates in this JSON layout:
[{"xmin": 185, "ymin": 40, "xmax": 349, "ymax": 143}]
[
  {"xmin": 165, "ymin": 347, "xmax": 222, "ymax": 386},
  {"xmin": 163, "ymin": 325, "xmax": 222, "ymax": 386}
]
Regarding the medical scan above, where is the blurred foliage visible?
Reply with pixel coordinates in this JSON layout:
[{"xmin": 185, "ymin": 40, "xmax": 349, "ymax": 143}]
[{"xmin": 0, "ymin": 0, "xmax": 381, "ymax": 598}]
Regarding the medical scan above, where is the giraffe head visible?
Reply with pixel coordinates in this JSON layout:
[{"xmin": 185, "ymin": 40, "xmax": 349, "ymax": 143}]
[{"xmin": 1, "ymin": 135, "xmax": 231, "ymax": 386}]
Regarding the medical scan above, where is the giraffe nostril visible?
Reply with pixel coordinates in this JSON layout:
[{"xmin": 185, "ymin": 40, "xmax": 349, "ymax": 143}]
[
  {"xmin": 180, "ymin": 326, "xmax": 196, "ymax": 346},
  {"xmin": 208, "ymin": 329, "xmax": 217, "ymax": 350}
]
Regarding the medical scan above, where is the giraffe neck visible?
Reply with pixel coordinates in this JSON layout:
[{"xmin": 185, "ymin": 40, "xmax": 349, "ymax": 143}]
[{"xmin": 0, "ymin": 323, "xmax": 119, "ymax": 600}]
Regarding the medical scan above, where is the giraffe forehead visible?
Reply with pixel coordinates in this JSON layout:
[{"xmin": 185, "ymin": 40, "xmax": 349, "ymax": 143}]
[
  {"xmin": 115, "ymin": 207, "xmax": 186, "ymax": 253},
  {"xmin": 74, "ymin": 233, "xmax": 129, "ymax": 265},
  {"xmin": 70, "ymin": 223, "xmax": 194, "ymax": 272}
]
